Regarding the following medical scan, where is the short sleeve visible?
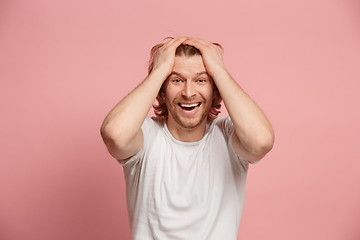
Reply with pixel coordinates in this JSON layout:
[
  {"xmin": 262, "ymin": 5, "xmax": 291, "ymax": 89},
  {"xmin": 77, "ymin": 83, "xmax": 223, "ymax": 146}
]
[
  {"xmin": 119, "ymin": 116, "xmax": 160, "ymax": 166},
  {"xmin": 215, "ymin": 116, "xmax": 257, "ymax": 168}
]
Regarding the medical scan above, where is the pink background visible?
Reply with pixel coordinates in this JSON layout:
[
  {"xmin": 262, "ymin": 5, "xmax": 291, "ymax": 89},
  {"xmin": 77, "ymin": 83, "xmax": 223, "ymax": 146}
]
[{"xmin": 1, "ymin": 0, "xmax": 360, "ymax": 239}]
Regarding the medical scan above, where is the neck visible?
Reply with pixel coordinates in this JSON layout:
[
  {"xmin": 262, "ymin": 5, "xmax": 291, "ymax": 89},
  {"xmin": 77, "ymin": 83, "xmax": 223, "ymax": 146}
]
[{"xmin": 166, "ymin": 118, "xmax": 207, "ymax": 142}]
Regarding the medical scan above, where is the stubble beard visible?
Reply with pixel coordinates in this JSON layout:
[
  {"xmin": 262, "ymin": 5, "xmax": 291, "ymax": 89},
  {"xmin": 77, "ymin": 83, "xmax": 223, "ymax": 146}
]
[{"xmin": 167, "ymin": 98, "xmax": 212, "ymax": 130}]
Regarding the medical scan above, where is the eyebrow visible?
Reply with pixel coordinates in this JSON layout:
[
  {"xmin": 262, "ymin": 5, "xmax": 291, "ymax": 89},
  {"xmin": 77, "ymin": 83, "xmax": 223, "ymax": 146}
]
[{"xmin": 169, "ymin": 71, "xmax": 209, "ymax": 78}]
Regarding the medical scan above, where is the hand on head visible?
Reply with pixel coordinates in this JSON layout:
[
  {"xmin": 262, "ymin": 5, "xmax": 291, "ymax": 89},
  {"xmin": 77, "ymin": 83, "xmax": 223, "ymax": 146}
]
[
  {"xmin": 182, "ymin": 38, "xmax": 227, "ymax": 78},
  {"xmin": 151, "ymin": 37, "xmax": 227, "ymax": 80},
  {"xmin": 151, "ymin": 37, "xmax": 187, "ymax": 76}
]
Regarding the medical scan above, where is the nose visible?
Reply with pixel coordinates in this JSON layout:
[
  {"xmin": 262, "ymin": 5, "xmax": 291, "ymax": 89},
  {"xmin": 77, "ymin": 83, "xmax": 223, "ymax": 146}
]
[{"xmin": 181, "ymin": 81, "xmax": 196, "ymax": 99}]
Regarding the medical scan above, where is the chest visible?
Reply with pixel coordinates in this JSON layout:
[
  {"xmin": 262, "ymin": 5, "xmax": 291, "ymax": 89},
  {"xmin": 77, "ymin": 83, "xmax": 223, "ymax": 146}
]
[{"xmin": 143, "ymin": 135, "xmax": 235, "ymax": 200}]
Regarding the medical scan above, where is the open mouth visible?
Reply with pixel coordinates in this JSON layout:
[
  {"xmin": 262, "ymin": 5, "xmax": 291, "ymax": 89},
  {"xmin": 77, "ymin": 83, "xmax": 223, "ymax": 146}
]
[{"xmin": 178, "ymin": 102, "xmax": 201, "ymax": 111}]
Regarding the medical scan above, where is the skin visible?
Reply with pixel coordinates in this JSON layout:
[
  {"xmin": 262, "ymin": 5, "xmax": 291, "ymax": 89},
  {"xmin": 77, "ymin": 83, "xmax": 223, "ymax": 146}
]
[
  {"xmin": 164, "ymin": 55, "xmax": 214, "ymax": 142},
  {"xmin": 101, "ymin": 37, "xmax": 274, "ymax": 163}
]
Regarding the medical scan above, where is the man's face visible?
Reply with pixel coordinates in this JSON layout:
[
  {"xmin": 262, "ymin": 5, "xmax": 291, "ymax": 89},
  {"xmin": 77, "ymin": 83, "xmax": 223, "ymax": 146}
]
[{"xmin": 164, "ymin": 55, "xmax": 214, "ymax": 130}]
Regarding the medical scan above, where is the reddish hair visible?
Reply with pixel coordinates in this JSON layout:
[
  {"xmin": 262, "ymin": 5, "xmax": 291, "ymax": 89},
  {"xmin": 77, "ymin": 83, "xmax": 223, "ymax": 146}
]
[{"xmin": 149, "ymin": 39, "xmax": 223, "ymax": 120}]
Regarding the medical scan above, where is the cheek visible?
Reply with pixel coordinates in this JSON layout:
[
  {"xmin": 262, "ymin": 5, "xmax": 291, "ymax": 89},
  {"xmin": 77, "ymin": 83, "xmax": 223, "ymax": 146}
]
[
  {"xmin": 203, "ymin": 86, "xmax": 215, "ymax": 101},
  {"xmin": 164, "ymin": 91, "xmax": 175, "ymax": 103},
  {"xmin": 165, "ymin": 85, "xmax": 182, "ymax": 99},
  {"xmin": 164, "ymin": 91, "xmax": 177, "ymax": 108}
]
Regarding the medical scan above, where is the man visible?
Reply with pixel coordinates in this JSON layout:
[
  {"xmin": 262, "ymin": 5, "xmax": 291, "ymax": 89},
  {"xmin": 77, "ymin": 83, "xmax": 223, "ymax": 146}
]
[{"xmin": 101, "ymin": 37, "xmax": 274, "ymax": 239}]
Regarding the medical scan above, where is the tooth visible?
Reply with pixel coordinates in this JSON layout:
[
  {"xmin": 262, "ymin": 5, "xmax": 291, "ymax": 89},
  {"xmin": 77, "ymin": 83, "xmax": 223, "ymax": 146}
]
[{"xmin": 181, "ymin": 103, "xmax": 198, "ymax": 107}]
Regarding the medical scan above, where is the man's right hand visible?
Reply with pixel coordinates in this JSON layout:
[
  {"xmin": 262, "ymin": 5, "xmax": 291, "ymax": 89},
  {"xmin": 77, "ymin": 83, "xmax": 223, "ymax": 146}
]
[
  {"xmin": 150, "ymin": 37, "xmax": 187, "ymax": 77},
  {"xmin": 100, "ymin": 37, "xmax": 187, "ymax": 161}
]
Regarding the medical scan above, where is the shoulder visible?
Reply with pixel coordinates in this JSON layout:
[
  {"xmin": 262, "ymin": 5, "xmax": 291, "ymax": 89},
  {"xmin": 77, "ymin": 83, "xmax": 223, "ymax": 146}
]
[
  {"xmin": 208, "ymin": 116, "xmax": 250, "ymax": 169},
  {"xmin": 142, "ymin": 116, "xmax": 165, "ymax": 131},
  {"xmin": 203, "ymin": 116, "xmax": 234, "ymax": 143},
  {"xmin": 118, "ymin": 116, "xmax": 164, "ymax": 166},
  {"xmin": 210, "ymin": 116, "xmax": 233, "ymax": 134},
  {"xmin": 140, "ymin": 116, "xmax": 166, "ymax": 147}
]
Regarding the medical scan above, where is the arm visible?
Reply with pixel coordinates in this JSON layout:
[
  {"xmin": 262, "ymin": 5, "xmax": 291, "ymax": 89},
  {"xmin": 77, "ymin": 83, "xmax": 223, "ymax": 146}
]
[
  {"xmin": 183, "ymin": 38, "xmax": 274, "ymax": 163},
  {"xmin": 100, "ymin": 38, "xmax": 187, "ymax": 161}
]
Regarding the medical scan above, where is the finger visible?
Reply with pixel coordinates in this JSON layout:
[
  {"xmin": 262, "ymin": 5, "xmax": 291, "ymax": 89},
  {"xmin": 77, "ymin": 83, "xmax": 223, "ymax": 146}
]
[
  {"xmin": 152, "ymin": 37, "xmax": 181, "ymax": 57},
  {"xmin": 184, "ymin": 37, "xmax": 209, "ymax": 44},
  {"xmin": 156, "ymin": 38, "xmax": 175, "ymax": 52},
  {"xmin": 163, "ymin": 37, "xmax": 185, "ymax": 46},
  {"xmin": 163, "ymin": 37, "xmax": 176, "ymax": 46},
  {"xmin": 182, "ymin": 38, "xmax": 208, "ymax": 53},
  {"xmin": 168, "ymin": 37, "xmax": 187, "ymax": 49},
  {"xmin": 184, "ymin": 38, "xmax": 221, "ymax": 53}
]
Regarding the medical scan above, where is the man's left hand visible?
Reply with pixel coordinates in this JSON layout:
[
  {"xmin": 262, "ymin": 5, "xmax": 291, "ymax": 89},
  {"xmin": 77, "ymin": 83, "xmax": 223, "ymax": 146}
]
[{"xmin": 183, "ymin": 38, "xmax": 228, "ymax": 79}]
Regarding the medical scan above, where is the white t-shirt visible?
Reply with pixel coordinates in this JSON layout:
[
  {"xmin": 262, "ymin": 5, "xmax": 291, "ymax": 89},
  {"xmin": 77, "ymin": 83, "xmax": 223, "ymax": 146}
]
[{"xmin": 120, "ymin": 116, "xmax": 249, "ymax": 240}]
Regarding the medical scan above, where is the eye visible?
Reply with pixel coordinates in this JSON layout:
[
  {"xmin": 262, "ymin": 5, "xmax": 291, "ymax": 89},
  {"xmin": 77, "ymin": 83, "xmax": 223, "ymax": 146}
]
[
  {"xmin": 197, "ymin": 79, "xmax": 206, "ymax": 83},
  {"xmin": 173, "ymin": 79, "xmax": 182, "ymax": 83}
]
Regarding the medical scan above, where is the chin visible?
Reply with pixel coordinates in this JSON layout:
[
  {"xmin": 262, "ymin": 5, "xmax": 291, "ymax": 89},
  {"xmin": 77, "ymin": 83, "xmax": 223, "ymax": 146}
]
[
  {"xmin": 175, "ymin": 115, "xmax": 206, "ymax": 130},
  {"xmin": 167, "ymin": 102, "xmax": 211, "ymax": 130}
]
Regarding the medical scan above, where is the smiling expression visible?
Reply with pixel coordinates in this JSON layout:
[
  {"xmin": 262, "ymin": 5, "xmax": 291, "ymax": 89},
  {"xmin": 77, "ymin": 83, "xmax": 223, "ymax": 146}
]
[{"xmin": 164, "ymin": 55, "xmax": 215, "ymax": 131}]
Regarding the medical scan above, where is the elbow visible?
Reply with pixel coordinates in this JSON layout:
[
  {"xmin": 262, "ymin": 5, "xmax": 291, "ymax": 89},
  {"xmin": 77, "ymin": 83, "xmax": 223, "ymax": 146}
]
[
  {"xmin": 100, "ymin": 121, "xmax": 142, "ymax": 160},
  {"xmin": 258, "ymin": 137, "xmax": 274, "ymax": 156},
  {"xmin": 100, "ymin": 121, "xmax": 122, "ymax": 147},
  {"xmin": 100, "ymin": 121, "xmax": 114, "ymax": 142},
  {"xmin": 100, "ymin": 120, "xmax": 135, "ymax": 151},
  {"xmin": 258, "ymin": 127, "xmax": 275, "ymax": 152},
  {"xmin": 249, "ymin": 131, "xmax": 275, "ymax": 161}
]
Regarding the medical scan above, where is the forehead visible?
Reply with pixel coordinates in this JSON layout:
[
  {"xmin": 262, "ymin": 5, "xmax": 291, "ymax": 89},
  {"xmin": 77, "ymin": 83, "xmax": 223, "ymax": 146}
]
[{"xmin": 172, "ymin": 55, "xmax": 207, "ymax": 75}]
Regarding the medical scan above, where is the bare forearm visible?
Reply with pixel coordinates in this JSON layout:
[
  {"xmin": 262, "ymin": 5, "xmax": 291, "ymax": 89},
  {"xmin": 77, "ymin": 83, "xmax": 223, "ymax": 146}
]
[
  {"xmin": 213, "ymin": 70, "xmax": 274, "ymax": 157},
  {"xmin": 101, "ymin": 38, "xmax": 187, "ymax": 159},
  {"xmin": 170, "ymin": 37, "xmax": 274, "ymax": 161},
  {"xmin": 101, "ymin": 71, "xmax": 166, "ymax": 144}
]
